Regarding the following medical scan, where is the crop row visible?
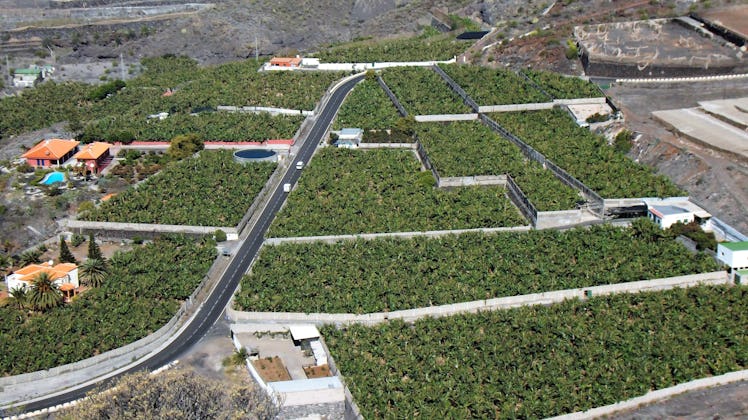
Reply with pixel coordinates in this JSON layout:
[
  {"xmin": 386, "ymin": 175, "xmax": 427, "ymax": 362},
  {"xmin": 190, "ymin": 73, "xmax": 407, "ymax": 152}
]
[
  {"xmin": 492, "ymin": 110, "xmax": 683, "ymax": 198},
  {"xmin": 0, "ymin": 235, "xmax": 216, "ymax": 375},
  {"xmin": 81, "ymin": 112, "xmax": 303, "ymax": 143},
  {"xmin": 237, "ymin": 220, "xmax": 719, "ymax": 313},
  {"xmin": 268, "ymin": 148, "xmax": 525, "ymax": 237},
  {"xmin": 523, "ymin": 69, "xmax": 603, "ymax": 99},
  {"xmin": 416, "ymin": 121, "xmax": 580, "ymax": 211},
  {"xmin": 332, "ymin": 76, "xmax": 401, "ymax": 131},
  {"xmin": 323, "ymin": 285, "xmax": 746, "ymax": 418},
  {"xmin": 313, "ymin": 32, "xmax": 470, "ymax": 63},
  {"xmin": 381, "ymin": 67, "xmax": 471, "ymax": 115},
  {"xmin": 83, "ymin": 150, "xmax": 275, "ymax": 226},
  {"xmin": 439, "ymin": 64, "xmax": 549, "ymax": 105}
]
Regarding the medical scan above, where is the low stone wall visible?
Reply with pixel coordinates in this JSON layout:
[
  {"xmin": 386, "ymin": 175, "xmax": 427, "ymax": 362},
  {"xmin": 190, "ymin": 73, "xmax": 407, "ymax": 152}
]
[
  {"xmin": 64, "ymin": 220, "xmax": 238, "ymax": 241},
  {"xmin": 227, "ymin": 271, "xmax": 727, "ymax": 327},
  {"xmin": 437, "ymin": 175, "xmax": 506, "ymax": 188},
  {"xmin": 553, "ymin": 97, "xmax": 607, "ymax": 105},
  {"xmin": 478, "ymin": 103, "xmax": 554, "ymax": 113},
  {"xmin": 414, "ymin": 113, "xmax": 478, "ymax": 122}
]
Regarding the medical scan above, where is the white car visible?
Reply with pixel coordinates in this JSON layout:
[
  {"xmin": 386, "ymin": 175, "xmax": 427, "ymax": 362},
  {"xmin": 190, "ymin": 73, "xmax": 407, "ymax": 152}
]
[
  {"xmin": 296, "ymin": 161, "xmax": 304, "ymax": 170},
  {"xmin": 283, "ymin": 183, "xmax": 291, "ymax": 193}
]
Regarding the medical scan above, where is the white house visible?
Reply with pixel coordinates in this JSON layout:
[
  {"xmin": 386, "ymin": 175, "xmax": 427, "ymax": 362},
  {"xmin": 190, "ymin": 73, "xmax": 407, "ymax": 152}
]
[
  {"xmin": 717, "ymin": 241, "xmax": 748, "ymax": 282},
  {"xmin": 333, "ymin": 128, "xmax": 363, "ymax": 148},
  {"xmin": 644, "ymin": 198, "xmax": 711, "ymax": 230},
  {"xmin": 13, "ymin": 68, "xmax": 42, "ymax": 88},
  {"xmin": 6, "ymin": 261, "xmax": 79, "ymax": 297}
]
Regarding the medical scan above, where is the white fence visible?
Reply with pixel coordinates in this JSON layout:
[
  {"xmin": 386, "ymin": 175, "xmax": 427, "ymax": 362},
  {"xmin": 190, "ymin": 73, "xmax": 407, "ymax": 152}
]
[
  {"xmin": 414, "ymin": 113, "xmax": 478, "ymax": 122},
  {"xmin": 227, "ymin": 271, "xmax": 728, "ymax": 326},
  {"xmin": 437, "ymin": 174, "xmax": 506, "ymax": 188},
  {"xmin": 216, "ymin": 105, "xmax": 313, "ymax": 116}
]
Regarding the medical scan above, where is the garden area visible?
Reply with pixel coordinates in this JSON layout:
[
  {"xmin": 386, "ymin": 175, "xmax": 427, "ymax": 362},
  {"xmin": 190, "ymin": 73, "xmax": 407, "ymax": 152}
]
[
  {"xmin": 0, "ymin": 235, "xmax": 215, "ymax": 375},
  {"xmin": 416, "ymin": 121, "xmax": 580, "ymax": 211},
  {"xmin": 268, "ymin": 148, "xmax": 525, "ymax": 238},
  {"xmin": 492, "ymin": 109, "xmax": 684, "ymax": 198},
  {"xmin": 323, "ymin": 285, "xmax": 747, "ymax": 418},
  {"xmin": 380, "ymin": 67, "xmax": 471, "ymax": 116},
  {"xmin": 237, "ymin": 220, "xmax": 720, "ymax": 314},
  {"xmin": 439, "ymin": 64, "xmax": 549, "ymax": 105},
  {"xmin": 82, "ymin": 150, "xmax": 275, "ymax": 226}
]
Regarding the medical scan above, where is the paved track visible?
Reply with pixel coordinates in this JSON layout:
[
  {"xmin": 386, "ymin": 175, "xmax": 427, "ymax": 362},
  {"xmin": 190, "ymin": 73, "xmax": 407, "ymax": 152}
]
[{"xmin": 4, "ymin": 73, "xmax": 364, "ymax": 416}]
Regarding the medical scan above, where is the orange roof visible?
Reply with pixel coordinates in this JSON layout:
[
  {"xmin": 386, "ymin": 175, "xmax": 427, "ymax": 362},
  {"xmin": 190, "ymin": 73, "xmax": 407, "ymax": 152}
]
[
  {"xmin": 101, "ymin": 193, "xmax": 117, "ymax": 202},
  {"xmin": 59, "ymin": 283, "xmax": 75, "ymax": 291},
  {"xmin": 14, "ymin": 262, "xmax": 77, "ymax": 283},
  {"xmin": 73, "ymin": 142, "xmax": 110, "ymax": 160},
  {"xmin": 270, "ymin": 57, "xmax": 302, "ymax": 66},
  {"xmin": 22, "ymin": 139, "xmax": 80, "ymax": 160}
]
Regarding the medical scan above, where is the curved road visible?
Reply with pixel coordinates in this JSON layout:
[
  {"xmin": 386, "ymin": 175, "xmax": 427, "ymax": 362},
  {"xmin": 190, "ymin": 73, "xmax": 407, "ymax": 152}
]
[{"xmin": 7, "ymin": 73, "xmax": 364, "ymax": 416}]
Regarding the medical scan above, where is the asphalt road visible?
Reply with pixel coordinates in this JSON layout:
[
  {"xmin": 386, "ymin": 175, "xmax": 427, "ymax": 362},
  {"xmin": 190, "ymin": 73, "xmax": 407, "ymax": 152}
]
[{"xmin": 6, "ymin": 73, "xmax": 364, "ymax": 416}]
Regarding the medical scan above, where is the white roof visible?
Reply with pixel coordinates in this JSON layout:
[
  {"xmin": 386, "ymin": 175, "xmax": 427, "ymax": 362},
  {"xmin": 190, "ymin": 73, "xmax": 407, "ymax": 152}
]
[{"xmin": 288, "ymin": 324, "xmax": 320, "ymax": 341}]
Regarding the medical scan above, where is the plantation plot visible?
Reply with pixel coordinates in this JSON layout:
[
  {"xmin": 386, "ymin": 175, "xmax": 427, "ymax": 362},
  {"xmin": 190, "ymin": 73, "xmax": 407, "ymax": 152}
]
[
  {"xmin": 439, "ymin": 64, "xmax": 549, "ymax": 105},
  {"xmin": 83, "ymin": 150, "xmax": 275, "ymax": 226},
  {"xmin": 0, "ymin": 235, "xmax": 215, "ymax": 375},
  {"xmin": 416, "ymin": 121, "xmax": 579, "ymax": 211},
  {"xmin": 492, "ymin": 110, "xmax": 683, "ymax": 198},
  {"xmin": 524, "ymin": 69, "xmax": 603, "ymax": 99},
  {"xmin": 381, "ymin": 67, "xmax": 472, "ymax": 116},
  {"xmin": 237, "ymin": 222, "xmax": 719, "ymax": 314},
  {"xmin": 333, "ymin": 77, "xmax": 401, "ymax": 131},
  {"xmin": 323, "ymin": 285, "xmax": 747, "ymax": 419},
  {"xmin": 268, "ymin": 148, "xmax": 524, "ymax": 238},
  {"xmin": 313, "ymin": 33, "xmax": 469, "ymax": 63}
]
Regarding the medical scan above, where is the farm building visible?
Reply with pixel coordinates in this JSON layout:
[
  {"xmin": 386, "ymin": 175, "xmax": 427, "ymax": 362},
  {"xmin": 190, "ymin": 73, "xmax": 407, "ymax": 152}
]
[
  {"xmin": 269, "ymin": 57, "xmax": 302, "ymax": 68},
  {"xmin": 644, "ymin": 198, "xmax": 711, "ymax": 230},
  {"xmin": 333, "ymin": 128, "xmax": 363, "ymax": 148},
  {"xmin": 13, "ymin": 68, "xmax": 42, "ymax": 88},
  {"xmin": 5, "ymin": 261, "xmax": 79, "ymax": 300},
  {"xmin": 73, "ymin": 142, "xmax": 112, "ymax": 174},
  {"xmin": 22, "ymin": 139, "xmax": 80, "ymax": 168},
  {"xmin": 717, "ymin": 241, "xmax": 748, "ymax": 281}
]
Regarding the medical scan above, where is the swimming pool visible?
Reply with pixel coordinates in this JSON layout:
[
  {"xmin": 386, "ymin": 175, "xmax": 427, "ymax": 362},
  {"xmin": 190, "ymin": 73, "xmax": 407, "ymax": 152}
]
[{"xmin": 40, "ymin": 171, "xmax": 65, "ymax": 185}]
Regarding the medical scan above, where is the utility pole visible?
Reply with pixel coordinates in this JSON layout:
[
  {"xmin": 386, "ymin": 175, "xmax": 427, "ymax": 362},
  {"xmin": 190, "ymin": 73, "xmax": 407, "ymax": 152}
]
[
  {"xmin": 255, "ymin": 34, "xmax": 258, "ymax": 62},
  {"xmin": 120, "ymin": 53, "xmax": 125, "ymax": 80}
]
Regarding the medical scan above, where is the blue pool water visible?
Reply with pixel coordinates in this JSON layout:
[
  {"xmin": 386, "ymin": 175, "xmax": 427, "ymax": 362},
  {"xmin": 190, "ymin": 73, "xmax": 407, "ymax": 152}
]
[
  {"xmin": 40, "ymin": 171, "xmax": 65, "ymax": 185},
  {"xmin": 233, "ymin": 149, "xmax": 278, "ymax": 163}
]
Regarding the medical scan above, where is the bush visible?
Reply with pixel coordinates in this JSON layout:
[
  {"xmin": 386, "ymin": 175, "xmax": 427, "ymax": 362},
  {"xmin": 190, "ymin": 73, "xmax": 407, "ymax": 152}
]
[
  {"xmin": 71, "ymin": 233, "xmax": 86, "ymax": 247},
  {"xmin": 88, "ymin": 79, "xmax": 126, "ymax": 101},
  {"xmin": 214, "ymin": 229, "xmax": 227, "ymax": 242},
  {"xmin": 614, "ymin": 129, "xmax": 634, "ymax": 154}
]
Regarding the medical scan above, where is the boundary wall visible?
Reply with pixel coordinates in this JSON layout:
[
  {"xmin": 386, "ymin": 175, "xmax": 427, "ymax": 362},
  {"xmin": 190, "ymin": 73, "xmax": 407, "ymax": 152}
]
[
  {"xmin": 227, "ymin": 271, "xmax": 727, "ymax": 326},
  {"xmin": 216, "ymin": 105, "xmax": 313, "ymax": 116},
  {"xmin": 414, "ymin": 113, "xmax": 477, "ymax": 122},
  {"xmin": 64, "ymin": 220, "xmax": 238, "ymax": 241},
  {"xmin": 357, "ymin": 143, "xmax": 415, "ymax": 150},
  {"xmin": 437, "ymin": 174, "xmax": 505, "ymax": 188},
  {"xmin": 376, "ymin": 75, "xmax": 407, "ymax": 117}
]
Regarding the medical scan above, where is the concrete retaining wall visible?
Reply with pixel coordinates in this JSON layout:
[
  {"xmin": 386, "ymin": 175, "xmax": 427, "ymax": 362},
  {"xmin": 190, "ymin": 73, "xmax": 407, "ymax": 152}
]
[
  {"xmin": 535, "ymin": 209, "xmax": 588, "ymax": 229},
  {"xmin": 358, "ymin": 143, "xmax": 416, "ymax": 149},
  {"xmin": 616, "ymin": 72, "xmax": 748, "ymax": 84},
  {"xmin": 265, "ymin": 225, "xmax": 531, "ymax": 245},
  {"xmin": 550, "ymin": 369, "xmax": 748, "ymax": 420},
  {"xmin": 216, "ymin": 105, "xmax": 313, "ymax": 116},
  {"xmin": 553, "ymin": 97, "xmax": 607, "ymax": 105},
  {"xmin": 414, "ymin": 113, "xmax": 478, "ymax": 122},
  {"xmin": 437, "ymin": 175, "xmax": 506, "ymax": 188},
  {"xmin": 227, "ymin": 271, "xmax": 727, "ymax": 326},
  {"xmin": 479, "ymin": 103, "xmax": 554, "ymax": 113},
  {"xmin": 64, "ymin": 220, "xmax": 239, "ymax": 241}
]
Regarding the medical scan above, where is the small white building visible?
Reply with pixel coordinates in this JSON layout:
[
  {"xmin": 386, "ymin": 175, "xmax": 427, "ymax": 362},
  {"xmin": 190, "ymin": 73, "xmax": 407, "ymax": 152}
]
[
  {"xmin": 717, "ymin": 241, "xmax": 748, "ymax": 281},
  {"xmin": 5, "ymin": 261, "xmax": 79, "ymax": 297},
  {"xmin": 333, "ymin": 128, "xmax": 363, "ymax": 149},
  {"xmin": 644, "ymin": 198, "xmax": 711, "ymax": 230},
  {"xmin": 13, "ymin": 68, "xmax": 43, "ymax": 88}
]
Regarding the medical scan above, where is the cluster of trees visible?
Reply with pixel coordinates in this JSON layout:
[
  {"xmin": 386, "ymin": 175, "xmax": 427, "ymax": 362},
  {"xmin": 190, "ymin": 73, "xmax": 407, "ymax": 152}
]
[
  {"xmin": 333, "ymin": 76, "xmax": 401, "ymax": 131},
  {"xmin": 313, "ymin": 32, "xmax": 470, "ymax": 63},
  {"xmin": 440, "ymin": 64, "xmax": 550, "ymax": 105},
  {"xmin": 523, "ymin": 69, "xmax": 603, "ymax": 99},
  {"xmin": 84, "ymin": 150, "xmax": 275, "ymax": 226},
  {"xmin": 238, "ymin": 220, "xmax": 719, "ymax": 314},
  {"xmin": 323, "ymin": 285, "xmax": 747, "ymax": 418},
  {"xmin": 0, "ymin": 235, "xmax": 215, "ymax": 375},
  {"xmin": 381, "ymin": 67, "xmax": 471, "ymax": 115},
  {"xmin": 416, "ymin": 121, "xmax": 580, "ymax": 211},
  {"xmin": 493, "ymin": 110, "xmax": 684, "ymax": 198},
  {"xmin": 269, "ymin": 148, "xmax": 524, "ymax": 238}
]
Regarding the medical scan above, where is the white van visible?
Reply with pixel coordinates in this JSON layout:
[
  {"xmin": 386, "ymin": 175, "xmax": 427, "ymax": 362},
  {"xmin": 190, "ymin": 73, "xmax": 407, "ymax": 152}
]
[
  {"xmin": 296, "ymin": 161, "xmax": 304, "ymax": 170},
  {"xmin": 283, "ymin": 183, "xmax": 291, "ymax": 193}
]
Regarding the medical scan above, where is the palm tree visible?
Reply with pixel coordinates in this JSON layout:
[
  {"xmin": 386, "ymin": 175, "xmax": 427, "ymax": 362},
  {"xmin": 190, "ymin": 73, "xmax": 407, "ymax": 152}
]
[
  {"xmin": 29, "ymin": 272, "xmax": 62, "ymax": 312},
  {"xmin": 18, "ymin": 249, "xmax": 42, "ymax": 267},
  {"xmin": 0, "ymin": 253, "xmax": 11, "ymax": 275},
  {"xmin": 80, "ymin": 258, "xmax": 109, "ymax": 288},
  {"xmin": 8, "ymin": 286, "xmax": 28, "ymax": 310}
]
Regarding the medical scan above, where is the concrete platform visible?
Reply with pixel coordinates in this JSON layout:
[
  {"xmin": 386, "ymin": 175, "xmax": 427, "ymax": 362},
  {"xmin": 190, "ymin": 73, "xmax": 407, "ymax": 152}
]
[
  {"xmin": 653, "ymin": 107, "xmax": 748, "ymax": 161},
  {"xmin": 698, "ymin": 97, "xmax": 748, "ymax": 129}
]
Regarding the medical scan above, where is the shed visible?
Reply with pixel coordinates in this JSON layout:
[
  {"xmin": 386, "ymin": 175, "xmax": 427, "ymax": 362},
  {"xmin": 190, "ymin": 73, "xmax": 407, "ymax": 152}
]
[
  {"xmin": 269, "ymin": 57, "xmax": 302, "ymax": 68},
  {"xmin": 717, "ymin": 241, "xmax": 748, "ymax": 277},
  {"xmin": 334, "ymin": 128, "xmax": 363, "ymax": 148},
  {"xmin": 289, "ymin": 324, "xmax": 320, "ymax": 342},
  {"xmin": 13, "ymin": 68, "xmax": 42, "ymax": 88},
  {"xmin": 644, "ymin": 199, "xmax": 711, "ymax": 230}
]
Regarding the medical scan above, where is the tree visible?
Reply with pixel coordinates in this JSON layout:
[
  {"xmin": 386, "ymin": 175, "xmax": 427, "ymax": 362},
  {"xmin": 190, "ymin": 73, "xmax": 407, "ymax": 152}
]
[
  {"xmin": 87, "ymin": 233, "xmax": 103, "ymax": 261},
  {"xmin": 59, "ymin": 369, "xmax": 280, "ymax": 420},
  {"xmin": 8, "ymin": 286, "xmax": 28, "ymax": 310},
  {"xmin": 18, "ymin": 249, "xmax": 42, "ymax": 267},
  {"xmin": 59, "ymin": 236, "xmax": 77, "ymax": 264},
  {"xmin": 0, "ymin": 252, "xmax": 11, "ymax": 274},
  {"xmin": 214, "ymin": 229, "xmax": 227, "ymax": 242},
  {"xmin": 167, "ymin": 133, "xmax": 203, "ymax": 160},
  {"xmin": 29, "ymin": 272, "xmax": 63, "ymax": 312},
  {"xmin": 80, "ymin": 258, "xmax": 108, "ymax": 288}
]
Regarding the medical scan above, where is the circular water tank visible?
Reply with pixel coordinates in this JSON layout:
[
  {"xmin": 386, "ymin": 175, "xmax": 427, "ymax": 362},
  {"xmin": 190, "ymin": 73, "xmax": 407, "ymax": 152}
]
[{"xmin": 233, "ymin": 149, "xmax": 278, "ymax": 164}]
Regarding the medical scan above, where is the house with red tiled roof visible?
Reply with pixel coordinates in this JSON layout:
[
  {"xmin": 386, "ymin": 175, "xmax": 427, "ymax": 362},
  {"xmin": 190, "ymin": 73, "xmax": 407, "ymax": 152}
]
[
  {"xmin": 269, "ymin": 57, "xmax": 302, "ymax": 68},
  {"xmin": 22, "ymin": 139, "xmax": 80, "ymax": 168},
  {"xmin": 5, "ymin": 261, "xmax": 79, "ymax": 300},
  {"xmin": 73, "ymin": 142, "xmax": 112, "ymax": 174}
]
